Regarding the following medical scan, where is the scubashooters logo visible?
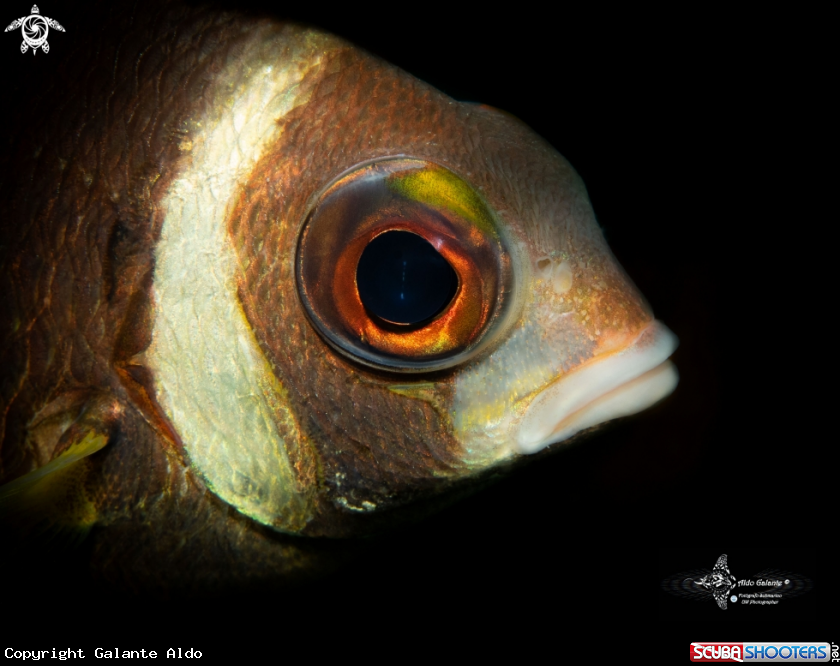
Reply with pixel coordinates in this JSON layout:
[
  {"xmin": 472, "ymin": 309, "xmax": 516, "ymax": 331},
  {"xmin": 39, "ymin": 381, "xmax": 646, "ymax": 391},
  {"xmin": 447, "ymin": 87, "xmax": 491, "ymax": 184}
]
[
  {"xmin": 4, "ymin": 5, "xmax": 65, "ymax": 54},
  {"xmin": 689, "ymin": 643, "xmax": 832, "ymax": 662}
]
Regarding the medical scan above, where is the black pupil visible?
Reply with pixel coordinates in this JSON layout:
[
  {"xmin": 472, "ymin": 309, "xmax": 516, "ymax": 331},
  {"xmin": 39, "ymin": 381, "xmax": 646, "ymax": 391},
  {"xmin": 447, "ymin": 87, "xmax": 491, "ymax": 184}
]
[{"xmin": 356, "ymin": 231, "xmax": 458, "ymax": 327}]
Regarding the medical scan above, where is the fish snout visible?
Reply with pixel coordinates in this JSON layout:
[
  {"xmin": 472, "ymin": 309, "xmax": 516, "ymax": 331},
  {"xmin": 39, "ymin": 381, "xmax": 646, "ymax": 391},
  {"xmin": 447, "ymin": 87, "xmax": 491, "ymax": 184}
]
[{"xmin": 515, "ymin": 321, "xmax": 679, "ymax": 453}]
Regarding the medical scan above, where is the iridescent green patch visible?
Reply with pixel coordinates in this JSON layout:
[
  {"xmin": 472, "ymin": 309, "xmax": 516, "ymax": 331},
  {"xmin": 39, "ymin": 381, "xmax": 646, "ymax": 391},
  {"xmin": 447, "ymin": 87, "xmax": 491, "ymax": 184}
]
[{"xmin": 388, "ymin": 165, "xmax": 499, "ymax": 239}]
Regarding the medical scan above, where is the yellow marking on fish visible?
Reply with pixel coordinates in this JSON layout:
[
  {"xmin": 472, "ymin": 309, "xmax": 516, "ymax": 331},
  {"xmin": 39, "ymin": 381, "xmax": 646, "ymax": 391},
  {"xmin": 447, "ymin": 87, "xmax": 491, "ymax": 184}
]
[{"xmin": 389, "ymin": 165, "xmax": 499, "ymax": 238}]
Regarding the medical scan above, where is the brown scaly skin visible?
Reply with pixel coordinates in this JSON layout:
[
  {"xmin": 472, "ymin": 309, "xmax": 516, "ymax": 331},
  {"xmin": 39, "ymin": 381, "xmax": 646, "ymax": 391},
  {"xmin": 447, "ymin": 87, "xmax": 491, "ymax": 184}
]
[
  {"xmin": 0, "ymin": 2, "xmax": 354, "ymax": 594},
  {"xmin": 1, "ymin": 2, "xmax": 256, "ymax": 480}
]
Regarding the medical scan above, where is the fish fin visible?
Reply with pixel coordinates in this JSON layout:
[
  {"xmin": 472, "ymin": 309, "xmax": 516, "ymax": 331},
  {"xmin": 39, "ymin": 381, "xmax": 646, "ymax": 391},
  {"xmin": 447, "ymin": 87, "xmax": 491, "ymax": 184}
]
[
  {"xmin": 0, "ymin": 428, "xmax": 108, "ymax": 545},
  {"xmin": 0, "ymin": 395, "xmax": 120, "ymax": 546},
  {"xmin": 26, "ymin": 388, "xmax": 93, "ymax": 467}
]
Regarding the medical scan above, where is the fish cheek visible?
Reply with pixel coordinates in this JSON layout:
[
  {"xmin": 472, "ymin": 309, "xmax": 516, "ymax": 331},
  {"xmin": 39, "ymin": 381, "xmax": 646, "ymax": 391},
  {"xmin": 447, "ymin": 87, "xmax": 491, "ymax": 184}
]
[{"xmin": 231, "ymin": 183, "xmax": 468, "ymax": 535}]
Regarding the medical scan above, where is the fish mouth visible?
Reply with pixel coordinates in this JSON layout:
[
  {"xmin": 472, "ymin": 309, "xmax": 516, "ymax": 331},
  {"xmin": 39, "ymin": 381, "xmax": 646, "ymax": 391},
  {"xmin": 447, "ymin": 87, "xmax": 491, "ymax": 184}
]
[{"xmin": 515, "ymin": 321, "xmax": 679, "ymax": 454}]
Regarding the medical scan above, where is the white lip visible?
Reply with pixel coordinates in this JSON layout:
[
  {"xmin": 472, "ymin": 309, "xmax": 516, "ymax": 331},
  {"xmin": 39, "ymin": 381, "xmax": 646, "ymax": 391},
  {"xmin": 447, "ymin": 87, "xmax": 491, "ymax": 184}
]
[{"xmin": 515, "ymin": 321, "xmax": 679, "ymax": 453}]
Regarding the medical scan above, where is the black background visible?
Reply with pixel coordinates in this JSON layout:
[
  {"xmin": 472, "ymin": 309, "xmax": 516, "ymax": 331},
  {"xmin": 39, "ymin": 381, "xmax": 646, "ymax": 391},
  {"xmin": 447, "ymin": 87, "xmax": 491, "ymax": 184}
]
[{"xmin": 0, "ymin": 0, "xmax": 828, "ymax": 652}]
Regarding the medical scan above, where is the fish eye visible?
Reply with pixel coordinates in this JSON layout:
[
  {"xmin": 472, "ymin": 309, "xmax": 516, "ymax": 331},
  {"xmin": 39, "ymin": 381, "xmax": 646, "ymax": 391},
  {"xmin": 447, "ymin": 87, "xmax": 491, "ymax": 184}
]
[{"xmin": 296, "ymin": 158, "xmax": 514, "ymax": 371}]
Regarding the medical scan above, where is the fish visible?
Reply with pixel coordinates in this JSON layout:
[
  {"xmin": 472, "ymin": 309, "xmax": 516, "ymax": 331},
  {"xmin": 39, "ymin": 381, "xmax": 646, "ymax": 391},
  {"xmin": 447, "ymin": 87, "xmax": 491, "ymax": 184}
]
[{"xmin": 0, "ymin": 0, "xmax": 679, "ymax": 593}]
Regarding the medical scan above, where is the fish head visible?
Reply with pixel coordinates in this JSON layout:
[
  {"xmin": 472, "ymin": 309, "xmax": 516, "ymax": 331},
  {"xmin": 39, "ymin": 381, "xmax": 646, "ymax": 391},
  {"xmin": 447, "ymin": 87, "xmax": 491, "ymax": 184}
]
[
  {"xmin": 0, "ymin": 8, "xmax": 679, "ymax": 576},
  {"xmin": 177, "ymin": 35, "xmax": 680, "ymax": 537}
]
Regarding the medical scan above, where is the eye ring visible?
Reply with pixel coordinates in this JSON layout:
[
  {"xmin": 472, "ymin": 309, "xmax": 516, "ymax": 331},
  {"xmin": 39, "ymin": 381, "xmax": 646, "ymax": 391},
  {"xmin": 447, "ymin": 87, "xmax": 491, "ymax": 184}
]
[{"xmin": 295, "ymin": 157, "xmax": 514, "ymax": 372}]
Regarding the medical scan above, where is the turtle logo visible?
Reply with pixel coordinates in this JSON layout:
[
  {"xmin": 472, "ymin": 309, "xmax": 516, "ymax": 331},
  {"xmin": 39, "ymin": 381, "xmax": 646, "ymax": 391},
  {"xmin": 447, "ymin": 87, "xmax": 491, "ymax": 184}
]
[{"xmin": 5, "ymin": 5, "xmax": 65, "ymax": 54}]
